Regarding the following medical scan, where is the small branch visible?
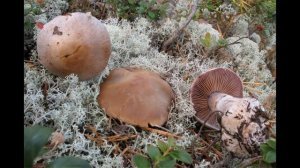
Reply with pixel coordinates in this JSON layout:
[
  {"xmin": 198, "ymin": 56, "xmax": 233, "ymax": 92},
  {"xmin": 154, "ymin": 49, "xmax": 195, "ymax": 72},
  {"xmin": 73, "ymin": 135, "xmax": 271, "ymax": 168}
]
[
  {"xmin": 237, "ymin": 156, "xmax": 263, "ymax": 168},
  {"xmin": 224, "ymin": 36, "xmax": 248, "ymax": 47},
  {"xmin": 210, "ymin": 153, "xmax": 232, "ymax": 168},
  {"xmin": 161, "ymin": 0, "xmax": 202, "ymax": 52}
]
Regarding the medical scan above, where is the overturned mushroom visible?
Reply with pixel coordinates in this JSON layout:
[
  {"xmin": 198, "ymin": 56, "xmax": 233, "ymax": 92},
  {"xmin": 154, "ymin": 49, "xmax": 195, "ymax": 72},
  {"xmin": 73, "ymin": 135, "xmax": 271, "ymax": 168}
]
[
  {"xmin": 190, "ymin": 68, "xmax": 269, "ymax": 157},
  {"xmin": 97, "ymin": 67, "xmax": 174, "ymax": 127},
  {"xmin": 190, "ymin": 67, "xmax": 243, "ymax": 130},
  {"xmin": 37, "ymin": 12, "xmax": 111, "ymax": 80}
]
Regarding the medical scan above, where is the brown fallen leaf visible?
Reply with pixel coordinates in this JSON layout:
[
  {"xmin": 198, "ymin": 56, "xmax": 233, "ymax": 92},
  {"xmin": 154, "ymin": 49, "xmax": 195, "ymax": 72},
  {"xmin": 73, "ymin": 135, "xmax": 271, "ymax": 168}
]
[{"xmin": 48, "ymin": 132, "xmax": 64, "ymax": 150}]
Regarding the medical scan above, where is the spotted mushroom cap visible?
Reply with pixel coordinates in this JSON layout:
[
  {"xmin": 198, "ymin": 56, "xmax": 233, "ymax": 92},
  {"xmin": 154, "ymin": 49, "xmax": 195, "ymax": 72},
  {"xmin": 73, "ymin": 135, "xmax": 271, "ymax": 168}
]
[
  {"xmin": 98, "ymin": 67, "xmax": 175, "ymax": 127},
  {"xmin": 37, "ymin": 12, "xmax": 111, "ymax": 81},
  {"xmin": 190, "ymin": 68, "xmax": 243, "ymax": 130}
]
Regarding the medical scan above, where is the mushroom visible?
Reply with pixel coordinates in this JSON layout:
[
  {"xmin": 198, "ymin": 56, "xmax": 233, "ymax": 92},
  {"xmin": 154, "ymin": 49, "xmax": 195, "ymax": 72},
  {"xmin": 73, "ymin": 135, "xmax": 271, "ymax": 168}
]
[
  {"xmin": 37, "ymin": 12, "xmax": 111, "ymax": 81},
  {"xmin": 190, "ymin": 68, "xmax": 270, "ymax": 157},
  {"xmin": 97, "ymin": 67, "xmax": 174, "ymax": 127}
]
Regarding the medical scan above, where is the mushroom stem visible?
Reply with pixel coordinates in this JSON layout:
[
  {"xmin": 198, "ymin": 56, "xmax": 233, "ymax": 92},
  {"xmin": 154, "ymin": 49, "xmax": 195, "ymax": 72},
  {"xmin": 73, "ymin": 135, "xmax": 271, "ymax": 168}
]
[
  {"xmin": 208, "ymin": 92, "xmax": 269, "ymax": 157},
  {"xmin": 208, "ymin": 92, "xmax": 261, "ymax": 115}
]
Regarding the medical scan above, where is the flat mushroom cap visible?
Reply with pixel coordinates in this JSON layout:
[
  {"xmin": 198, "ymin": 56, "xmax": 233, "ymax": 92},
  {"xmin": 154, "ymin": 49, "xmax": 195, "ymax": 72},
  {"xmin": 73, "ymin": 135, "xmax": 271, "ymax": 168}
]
[
  {"xmin": 37, "ymin": 12, "xmax": 111, "ymax": 81},
  {"xmin": 98, "ymin": 67, "xmax": 174, "ymax": 127},
  {"xmin": 190, "ymin": 68, "xmax": 243, "ymax": 130}
]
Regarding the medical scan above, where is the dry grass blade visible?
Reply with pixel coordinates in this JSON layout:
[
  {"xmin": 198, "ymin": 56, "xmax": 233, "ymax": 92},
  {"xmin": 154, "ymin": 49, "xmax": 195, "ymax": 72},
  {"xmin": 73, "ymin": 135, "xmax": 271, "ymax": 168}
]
[
  {"xmin": 85, "ymin": 133, "xmax": 105, "ymax": 145},
  {"xmin": 84, "ymin": 125, "xmax": 137, "ymax": 146},
  {"xmin": 244, "ymin": 85, "xmax": 263, "ymax": 94},
  {"xmin": 243, "ymin": 81, "xmax": 266, "ymax": 86},
  {"xmin": 142, "ymin": 127, "xmax": 181, "ymax": 138},
  {"xmin": 106, "ymin": 134, "xmax": 137, "ymax": 142}
]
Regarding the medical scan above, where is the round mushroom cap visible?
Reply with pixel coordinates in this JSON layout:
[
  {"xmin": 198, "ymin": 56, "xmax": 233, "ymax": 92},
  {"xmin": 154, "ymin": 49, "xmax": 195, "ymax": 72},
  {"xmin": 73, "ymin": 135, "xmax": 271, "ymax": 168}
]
[
  {"xmin": 98, "ymin": 67, "xmax": 174, "ymax": 127},
  {"xmin": 190, "ymin": 68, "xmax": 243, "ymax": 130},
  {"xmin": 37, "ymin": 12, "xmax": 111, "ymax": 81}
]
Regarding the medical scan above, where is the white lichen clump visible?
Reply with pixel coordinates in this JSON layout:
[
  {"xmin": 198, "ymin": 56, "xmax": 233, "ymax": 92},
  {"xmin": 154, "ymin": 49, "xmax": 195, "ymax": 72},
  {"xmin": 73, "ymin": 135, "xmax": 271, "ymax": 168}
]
[
  {"xmin": 187, "ymin": 20, "xmax": 220, "ymax": 48},
  {"xmin": 226, "ymin": 37, "xmax": 272, "ymax": 82},
  {"xmin": 231, "ymin": 16, "xmax": 250, "ymax": 37}
]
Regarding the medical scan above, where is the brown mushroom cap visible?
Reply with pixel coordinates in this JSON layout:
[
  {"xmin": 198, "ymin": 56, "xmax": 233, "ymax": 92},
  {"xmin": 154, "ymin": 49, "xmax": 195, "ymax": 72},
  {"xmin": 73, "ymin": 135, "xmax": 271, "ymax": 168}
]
[
  {"xmin": 37, "ymin": 12, "xmax": 111, "ymax": 81},
  {"xmin": 190, "ymin": 68, "xmax": 243, "ymax": 130},
  {"xmin": 98, "ymin": 67, "xmax": 174, "ymax": 127}
]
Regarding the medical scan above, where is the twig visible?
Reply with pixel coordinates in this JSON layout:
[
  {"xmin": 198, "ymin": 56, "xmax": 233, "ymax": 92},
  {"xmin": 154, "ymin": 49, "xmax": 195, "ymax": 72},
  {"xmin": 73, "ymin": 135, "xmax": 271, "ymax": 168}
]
[
  {"xmin": 142, "ymin": 127, "xmax": 181, "ymax": 138},
  {"xmin": 199, "ymin": 138, "xmax": 223, "ymax": 159},
  {"xmin": 237, "ymin": 156, "xmax": 263, "ymax": 168},
  {"xmin": 120, "ymin": 146, "xmax": 130, "ymax": 156},
  {"xmin": 161, "ymin": 0, "xmax": 202, "ymax": 51},
  {"xmin": 216, "ymin": 23, "xmax": 223, "ymax": 38},
  {"xmin": 201, "ymin": 138, "xmax": 222, "ymax": 160},
  {"xmin": 148, "ymin": 124, "xmax": 171, "ymax": 132},
  {"xmin": 196, "ymin": 110, "xmax": 223, "ymax": 136},
  {"xmin": 190, "ymin": 111, "xmax": 223, "ymax": 159},
  {"xmin": 106, "ymin": 134, "xmax": 137, "ymax": 142},
  {"xmin": 215, "ymin": 36, "xmax": 248, "ymax": 51},
  {"xmin": 225, "ymin": 36, "xmax": 248, "ymax": 47},
  {"xmin": 210, "ymin": 153, "xmax": 232, "ymax": 168}
]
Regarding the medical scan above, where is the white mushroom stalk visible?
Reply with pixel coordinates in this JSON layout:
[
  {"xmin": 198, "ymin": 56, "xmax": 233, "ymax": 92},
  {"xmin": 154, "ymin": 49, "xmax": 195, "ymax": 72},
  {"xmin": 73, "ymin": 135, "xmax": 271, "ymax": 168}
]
[{"xmin": 208, "ymin": 92, "xmax": 269, "ymax": 157}]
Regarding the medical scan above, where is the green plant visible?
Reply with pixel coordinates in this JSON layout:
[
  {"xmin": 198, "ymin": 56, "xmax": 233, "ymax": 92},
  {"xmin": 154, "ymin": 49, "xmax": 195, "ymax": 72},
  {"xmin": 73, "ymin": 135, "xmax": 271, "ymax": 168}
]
[
  {"xmin": 255, "ymin": 0, "xmax": 276, "ymax": 19},
  {"xmin": 132, "ymin": 137, "xmax": 192, "ymax": 168},
  {"xmin": 24, "ymin": 125, "xmax": 91, "ymax": 168},
  {"xmin": 107, "ymin": 0, "xmax": 167, "ymax": 21},
  {"xmin": 217, "ymin": 38, "xmax": 227, "ymax": 47},
  {"xmin": 231, "ymin": 0, "xmax": 255, "ymax": 13},
  {"xmin": 24, "ymin": 1, "xmax": 43, "ymax": 33},
  {"xmin": 202, "ymin": 0, "xmax": 223, "ymax": 12},
  {"xmin": 260, "ymin": 139, "xmax": 276, "ymax": 164},
  {"xmin": 193, "ymin": 0, "xmax": 223, "ymax": 20},
  {"xmin": 247, "ymin": 0, "xmax": 276, "ymax": 37},
  {"xmin": 200, "ymin": 32, "xmax": 212, "ymax": 49}
]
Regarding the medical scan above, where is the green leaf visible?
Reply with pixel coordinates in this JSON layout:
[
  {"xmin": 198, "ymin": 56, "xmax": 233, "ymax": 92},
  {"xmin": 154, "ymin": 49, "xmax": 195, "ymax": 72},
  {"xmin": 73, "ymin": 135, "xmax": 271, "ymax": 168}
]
[
  {"xmin": 157, "ymin": 156, "xmax": 176, "ymax": 168},
  {"xmin": 137, "ymin": 6, "xmax": 146, "ymax": 14},
  {"xmin": 157, "ymin": 140, "xmax": 168, "ymax": 153},
  {"xmin": 48, "ymin": 157, "xmax": 92, "ymax": 168},
  {"xmin": 266, "ymin": 139, "xmax": 276, "ymax": 150},
  {"xmin": 132, "ymin": 155, "xmax": 151, "ymax": 168},
  {"xmin": 218, "ymin": 38, "xmax": 227, "ymax": 47},
  {"xmin": 260, "ymin": 143, "xmax": 273, "ymax": 154},
  {"xmin": 200, "ymin": 32, "xmax": 212, "ymax": 48},
  {"xmin": 37, "ymin": 147, "xmax": 50, "ymax": 157},
  {"xmin": 24, "ymin": 125, "xmax": 53, "ymax": 168},
  {"xmin": 167, "ymin": 137, "xmax": 176, "ymax": 147},
  {"xmin": 169, "ymin": 149, "xmax": 193, "ymax": 164},
  {"xmin": 24, "ymin": 3, "xmax": 32, "ymax": 15},
  {"xmin": 147, "ymin": 11, "xmax": 156, "ymax": 20},
  {"xmin": 128, "ymin": 0, "xmax": 136, "ymax": 5},
  {"xmin": 147, "ymin": 145, "xmax": 162, "ymax": 161},
  {"xmin": 263, "ymin": 150, "xmax": 276, "ymax": 163}
]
